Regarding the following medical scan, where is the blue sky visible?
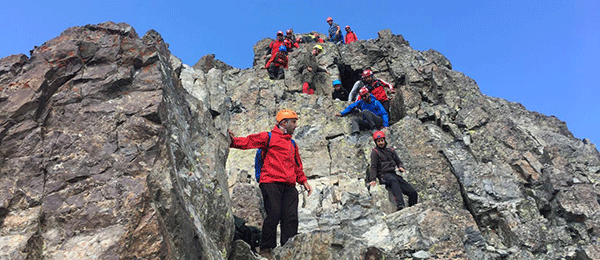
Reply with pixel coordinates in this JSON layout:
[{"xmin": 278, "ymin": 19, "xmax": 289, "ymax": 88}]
[{"xmin": 2, "ymin": 1, "xmax": 599, "ymax": 146}]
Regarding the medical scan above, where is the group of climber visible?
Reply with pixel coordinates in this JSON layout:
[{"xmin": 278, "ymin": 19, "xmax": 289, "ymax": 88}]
[
  {"xmin": 326, "ymin": 17, "xmax": 358, "ymax": 44},
  {"xmin": 263, "ymin": 17, "xmax": 358, "ymax": 81},
  {"xmin": 229, "ymin": 109, "xmax": 418, "ymax": 258},
  {"xmin": 230, "ymin": 18, "xmax": 418, "ymax": 259}
]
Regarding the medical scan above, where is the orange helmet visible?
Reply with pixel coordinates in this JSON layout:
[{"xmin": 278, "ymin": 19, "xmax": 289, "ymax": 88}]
[
  {"xmin": 326, "ymin": 17, "xmax": 333, "ymax": 22},
  {"xmin": 276, "ymin": 109, "xmax": 298, "ymax": 123},
  {"xmin": 373, "ymin": 131, "xmax": 386, "ymax": 140}
]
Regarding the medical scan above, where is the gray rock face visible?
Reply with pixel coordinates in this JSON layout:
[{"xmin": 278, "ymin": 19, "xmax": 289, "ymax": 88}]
[
  {"xmin": 0, "ymin": 22, "xmax": 232, "ymax": 259},
  {"xmin": 2, "ymin": 23, "xmax": 599, "ymax": 260}
]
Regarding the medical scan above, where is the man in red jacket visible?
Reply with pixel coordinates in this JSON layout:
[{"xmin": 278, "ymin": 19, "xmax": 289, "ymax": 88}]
[
  {"xmin": 349, "ymin": 69, "xmax": 395, "ymax": 114},
  {"xmin": 228, "ymin": 109, "xmax": 313, "ymax": 257},
  {"xmin": 344, "ymin": 25, "xmax": 358, "ymax": 44}
]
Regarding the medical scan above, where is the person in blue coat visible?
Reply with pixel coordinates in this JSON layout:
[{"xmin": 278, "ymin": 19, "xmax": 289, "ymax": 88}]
[{"xmin": 335, "ymin": 87, "xmax": 389, "ymax": 134}]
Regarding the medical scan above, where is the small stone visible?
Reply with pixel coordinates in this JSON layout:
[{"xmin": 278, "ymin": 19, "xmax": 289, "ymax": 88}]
[
  {"xmin": 412, "ymin": 250, "xmax": 430, "ymax": 259},
  {"xmin": 497, "ymin": 249, "xmax": 508, "ymax": 257},
  {"xmin": 486, "ymin": 245, "xmax": 496, "ymax": 252}
]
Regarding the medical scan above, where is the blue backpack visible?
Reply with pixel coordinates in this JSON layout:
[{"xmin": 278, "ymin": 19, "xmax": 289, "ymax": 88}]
[{"xmin": 254, "ymin": 132, "xmax": 297, "ymax": 182}]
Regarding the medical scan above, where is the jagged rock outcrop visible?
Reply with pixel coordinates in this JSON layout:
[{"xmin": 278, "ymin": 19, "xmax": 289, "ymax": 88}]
[
  {"xmin": 226, "ymin": 29, "xmax": 600, "ymax": 259},
  {"xmin": 1, "ymin": 22, "xmax": 599, "ymax": 260},
  {"xmin": 0, "ymin": 22, "xmax": 232, "ymax": 259}
]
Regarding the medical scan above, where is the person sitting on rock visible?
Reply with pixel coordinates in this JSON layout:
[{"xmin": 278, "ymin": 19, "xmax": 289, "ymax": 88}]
[
  {"xmin": 263, "ymin": 31, "xmax": 286, "ymax": 62},
  {"xmin": 368, "ymin": 131, "xmax": 418, "ymax": 211},
  {"xmin": 228, "ymin": 109, "xmax": 313, "ymax": 258},
  {"xmin": 265, "ymin": 46, "xmax": 288, "ymax": 80},
  {"xmin": 298, "ymin": 45, "xmax": 330, "ymax": 95},
  {"xmin": 344, "ymin": 25, "xmax": 358, "ymax": 44},
  {"xmin": 335, "ymin": 87, "xmax": 389, "ymax": 135},
  {"xmin": 326, "ymin": 17, "xmax": 343, "ymax": 44},
  {"xmin": 331, "ymin": 79, "xmax": 348, "ymax": 101},
  {"xmin": 284, "ymin": 29, "xmax": 298, "ymax": 51},
  {"xmin": 348, "ymin": 69, "xmax": 395, "ymax": 114}
]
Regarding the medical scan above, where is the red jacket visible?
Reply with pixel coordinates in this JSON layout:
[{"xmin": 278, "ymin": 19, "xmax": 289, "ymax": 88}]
[
  {"xmin": 265, "ymin": 52, "xmax": 288, "ymax": 69},
  {"xmin": 357, "ymin": 79, "xmax": 394, "ymax": 102},
  {"xmin": 345, "ymin": 31, "xmax": 357, "ymax": 43},
  {"xmin": 269, "ymin": 40, "xmax": 285, "ymax": 56},
  {"xmin": 231, "ymin": 126, "xmax": 307, "ymax": 185}
]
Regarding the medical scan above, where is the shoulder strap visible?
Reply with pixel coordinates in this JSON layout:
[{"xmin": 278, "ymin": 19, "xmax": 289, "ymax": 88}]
[
  {"xmin": 261, "ymin": 132, "xmax": 272, "ymax": 158},
  {"xmin": 291, "ymin": 139, "xmax": 299, "ymax": 167}
]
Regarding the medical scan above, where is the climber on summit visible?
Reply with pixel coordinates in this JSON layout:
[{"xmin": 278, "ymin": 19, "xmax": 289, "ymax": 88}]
[
  {"xmin": 335, "ymin": 87, "xmax": 388, "ymax": 135},
  {"xmin": 263, "ymin": 31, "xmax": 286, "ymax": 62},
  {"xmin": 368, "ymin": 131, "xmax": 418, "ymax": 211},
  {"xmin": 228, "ymin": 109, "xmax": 313, "ymax": 258},
  {"xmin": 344, "ymin": 25, "xmax": 358, "ymax": 44},
  {"xmin": 265, "ymin": 46, "xmax": 288, "ymax": 80},
  {"xmin": 332, "ymin": 79, "xmax": 348, "ymax": 101},
  {"xmin": 326, "ymin": 17, "xmax": 343, "ymax": 44},
  {"xmin": 298, "ymin": 45, "xmax": 330, "ymax": 95},
  {"xmin": 348, "ymin": 69, "xmax": 395, "ymax": 114},
  {"xmin": 284, "ymin": 29, "xmax": 298, "ymax": 51}
]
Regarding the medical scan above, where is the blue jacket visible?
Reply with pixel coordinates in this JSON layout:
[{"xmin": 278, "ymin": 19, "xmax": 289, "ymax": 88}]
[{"xmin": 339, "ymin": 94, "xmax": 389, "ymax": 127}]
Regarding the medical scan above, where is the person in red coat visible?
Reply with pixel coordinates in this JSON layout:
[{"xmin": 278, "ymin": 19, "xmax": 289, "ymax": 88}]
[
  {"xmin": 263, "ymin": 31, "xmax": 286, "ymax": 63},
  {"xmin": 228, "ymin": 109, "xmax": 313, "ymax": 257},
  {"xmin": 265, "ymin": 46, "xmax": 289, "ymax": 79},
  {"xmin": 344, "ymin": 25, "xmax": 358, "ymax": 44}
]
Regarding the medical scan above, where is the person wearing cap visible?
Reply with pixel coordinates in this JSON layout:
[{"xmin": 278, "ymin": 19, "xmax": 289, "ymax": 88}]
[
  {"xmin": 228, "ymin": 109, "xmax": 313, "ymax": 257},
  {"xmin": 331, "ymin": 79, "xmax": 348, "ymax": 101},
  {"xmin": 335, "ymin": 87, "xmax": 389, "ymax": 134},
  {"xmin": 344, "ymin": 25, "xmax": 358, "ymax": 44},
  {"xmin": 263, "ymin": 31, "xmax": 286, "ymax": 62},
  {"xmin": 326, "ymin": 17, "xmax": 343, "ymax": 44},
  {"xmin": 368, "ymin": 131, "xmax": 418, "ymax": 211},
  {"xmin": 298, "ymin": 45, "xmax": 330, "ymax": 95},
  {"xmin": 348, "ymin": 69, "xmax": 395, "ymax": 114},
  {"xmin": 265, "ymin": 45, "xmax": 289, "ymax": 80}
]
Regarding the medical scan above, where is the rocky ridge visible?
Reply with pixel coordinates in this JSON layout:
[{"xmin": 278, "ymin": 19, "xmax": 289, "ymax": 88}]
[{"xmin": 1, "ymin": 22, "xmax": 599, "ymax": 259}]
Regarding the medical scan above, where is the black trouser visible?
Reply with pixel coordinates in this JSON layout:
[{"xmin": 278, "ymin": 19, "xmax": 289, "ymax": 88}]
[
  {"xmin": 381, "ymin": 100, "xmax": 390, "ymax": 115},
  {"xmin": 382, "ymin": 173, "xmax": 417, "ymax": 209},
  {"xmin": 351, "ymin": 110, "xmax": 383, "ymax": 134},
  {"xmin": 268, "ymin": 64, "xmax": 285, "ymax": 79},
  {"xmin": 259, "ymin": 182, "xmax": 299, "ymax": 249}
]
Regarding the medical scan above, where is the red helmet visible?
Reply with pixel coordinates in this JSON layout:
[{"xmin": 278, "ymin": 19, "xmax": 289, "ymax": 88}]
[
  {"xmin": 359, "ymin": 87, "xmax": 369, "ymax": 96},
  {"xmin": 362, "ymin": 70, "xmax": 373, "ymax": 79},
  {"xmin": 286, "ymin": 29, "xmax": 292, "ymax": 34},
  {"xmin": 277, "ymin": 31, "xmax": 284, "ymax": 36},
  {"xmin": 345, "ymin": 25, "xmax": 351, "ymax": 29},
  {"xmin": 373, "ymin": 131, "xmax": 386, "ymax": 140},
  {"xmin": 326, "ymin": 17, "xmax": 333, "ymax": 22}
]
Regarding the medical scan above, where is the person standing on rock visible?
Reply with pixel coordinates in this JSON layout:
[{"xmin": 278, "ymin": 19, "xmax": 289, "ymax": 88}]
[
  {"xmin": 368, "ymin": 131, "xmax": 418, "ymax": 211},
  {"xmin": 348, "ymin": 69, "xmax": 395, "ymax": 114},
  {"xmin": 326, "ymin": 17, "xmax": 343, "ymax": 44},
  {"xmin": 284, "ymin": 29, "xmax": 298, "ymax": 52},
  {"xmin": 298, "ymin": 45, "xmax": 330, "ymax": 95},
  {"xmin": 263, "ymin": 31, "xmax": 286, "ymax": 62},
  {"xmin": 335, "ymin": 87, "xmax": 389, "ymax": 136},
  {"xmin": 228, "ymin": 109, "xmax": 313, "ymax": 257},
  {"xmin": 265, "ymin": 46, "xmax": 288, "ymax": 80},
  {"xmin": 344, "ymin": 25, "xmax": 358, "ymax": 44}
]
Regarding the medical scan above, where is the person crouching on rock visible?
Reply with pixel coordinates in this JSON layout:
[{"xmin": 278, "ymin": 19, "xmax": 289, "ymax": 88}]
[
  {"xmin": 228, "ymin": 109, "xmax": 313, "ymax": 258},
  {"xmin": 298, "ymin": 44, "xmax": 330, "ymax": 95},
  {"xmin": 368, "ymin": 131, "xmax": 417, "ymax": 211},
  {"xmin": 335, "ymin": 87, "xmax": 388, "ymax": 136},
  {"xmin": 265, "ymin": 46, "xmax": 288, "ymax": 80}
]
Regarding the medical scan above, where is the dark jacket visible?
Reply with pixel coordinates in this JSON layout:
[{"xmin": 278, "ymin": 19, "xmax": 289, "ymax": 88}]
[
  {"xmin": 332, "ymin": 88, "xmax": 349, "ymax": 101},
  {"xmin": 230, "ymin": 126, "xmax": 307, "ymax": 185},
  {"xmin": 369, "ymin": 146, "xmax": 404, "ymax": 183},
  {"xmin": 298, "ymin": 52, "xmax": 327, "ymax": 85}
]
